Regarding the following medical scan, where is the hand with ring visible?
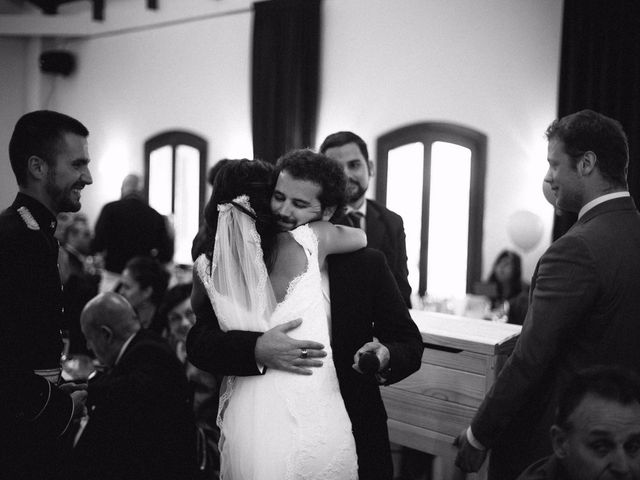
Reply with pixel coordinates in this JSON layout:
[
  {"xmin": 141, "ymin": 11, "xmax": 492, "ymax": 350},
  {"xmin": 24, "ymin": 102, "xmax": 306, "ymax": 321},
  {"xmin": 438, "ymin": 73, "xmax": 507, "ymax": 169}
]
[{"xmin": 255, "ymin": 319, "xmax": 327, "ymax": 375}]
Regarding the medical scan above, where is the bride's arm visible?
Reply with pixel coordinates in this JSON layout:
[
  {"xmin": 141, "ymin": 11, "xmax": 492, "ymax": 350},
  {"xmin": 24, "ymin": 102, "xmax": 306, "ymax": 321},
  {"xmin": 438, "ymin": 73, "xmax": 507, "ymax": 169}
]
[
  {"xmin": 186, "ymin": 272, "xmax": 264, "ymax": 376},
  {"xmin": 310, "ymin": 221, "xmax": 366, "ymax": 263}
]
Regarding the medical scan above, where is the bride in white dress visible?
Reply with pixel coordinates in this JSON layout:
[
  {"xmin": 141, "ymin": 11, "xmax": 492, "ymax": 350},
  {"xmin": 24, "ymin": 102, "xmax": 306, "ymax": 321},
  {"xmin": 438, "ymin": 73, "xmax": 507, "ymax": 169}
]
[{"xmin": 193, "ymin": 159, "xmax": 365, "ymax": 480}]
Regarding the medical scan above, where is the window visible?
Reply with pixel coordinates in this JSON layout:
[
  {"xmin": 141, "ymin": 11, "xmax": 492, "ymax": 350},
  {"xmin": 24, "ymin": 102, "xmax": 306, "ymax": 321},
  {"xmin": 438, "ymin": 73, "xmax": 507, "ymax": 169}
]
[
  {"xmin": 376, "ymin": 123, "xmax": 486, "ymax": 303},
  {"xmin": 144, "ymin": 131, "xmax": 207, "ymax": 265}
]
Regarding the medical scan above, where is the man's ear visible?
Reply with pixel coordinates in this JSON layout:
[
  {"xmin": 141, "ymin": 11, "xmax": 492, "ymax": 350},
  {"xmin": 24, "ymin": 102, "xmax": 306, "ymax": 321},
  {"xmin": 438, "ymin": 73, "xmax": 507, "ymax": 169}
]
[
  {"xmin": 100, "ymin": 325, "xmax": 114, "ymax": 343},
  {"xmin": 27, "ymin": 155, "xmax": 48, "ymax": 180},
  {"xmin": 578, "ymin": 151, "xmax": 597, "ymax": 176},
  {"xmin": 321, "ymin": 206, "xmax": 337, "ymax": 221},
  {"xmin": 367, "ymin": 160, "xmax": 375, "ymax": 177},
  {"xmin": 550, "ymin": 425, "xmax": 569, "ymax": 459}
]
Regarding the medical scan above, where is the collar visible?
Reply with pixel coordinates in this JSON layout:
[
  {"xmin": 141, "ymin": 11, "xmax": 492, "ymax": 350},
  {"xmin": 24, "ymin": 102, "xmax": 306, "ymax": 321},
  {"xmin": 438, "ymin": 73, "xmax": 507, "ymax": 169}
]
[
  {"xmin": 13, "ymin": 192, "xmax": 58, "ymax": 235},
  {"xmin": 114, "ymin": 332, "xmax": 137, "ymax": 366},
  {"xmin": 122, "ymin": 192, "xmax": 143, "ymax": 201},
  {"xmin": 578, "ymin": 191, "xmax": 629, "ymax": 219},
  {"xmin": 347, "ymin": 200, "xmax": 367, "ymax": 217}
]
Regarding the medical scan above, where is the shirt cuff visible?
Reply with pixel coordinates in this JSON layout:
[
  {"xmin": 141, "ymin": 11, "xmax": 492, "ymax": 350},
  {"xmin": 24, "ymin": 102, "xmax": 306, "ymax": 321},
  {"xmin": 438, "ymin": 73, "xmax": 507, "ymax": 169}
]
[{"xmin": 467, "ymin": 427, "xmax": 486, "ymax": 450}]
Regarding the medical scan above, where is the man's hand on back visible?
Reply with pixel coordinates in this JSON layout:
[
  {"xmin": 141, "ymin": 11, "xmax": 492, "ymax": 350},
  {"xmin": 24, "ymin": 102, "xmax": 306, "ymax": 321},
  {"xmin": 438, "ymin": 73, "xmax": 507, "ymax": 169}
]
[{"xmin": 255, "ymin": 319, "xmax": 326, "ymax": 375}]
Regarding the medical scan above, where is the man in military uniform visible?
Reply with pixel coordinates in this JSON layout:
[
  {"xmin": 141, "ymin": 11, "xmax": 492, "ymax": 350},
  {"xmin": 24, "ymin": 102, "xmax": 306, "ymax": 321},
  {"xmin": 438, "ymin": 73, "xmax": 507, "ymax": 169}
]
[{"xmin": 0, "ymin": 110, "xmax": 93, "ymax": 479}]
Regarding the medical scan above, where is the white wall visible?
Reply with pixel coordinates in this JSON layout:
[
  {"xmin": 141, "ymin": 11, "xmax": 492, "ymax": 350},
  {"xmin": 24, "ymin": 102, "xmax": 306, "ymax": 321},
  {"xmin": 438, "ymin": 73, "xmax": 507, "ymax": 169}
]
[
  {"xmin": 318, "ymin": 0, "xmax": 562, "ymax": 280},
  {"xmin": 42, "ymin": 4, "xmax": 255, "ymax": 223},
  {"xmin": 0, "ymin": 0, "xmax": 563, "ymax": 280}
]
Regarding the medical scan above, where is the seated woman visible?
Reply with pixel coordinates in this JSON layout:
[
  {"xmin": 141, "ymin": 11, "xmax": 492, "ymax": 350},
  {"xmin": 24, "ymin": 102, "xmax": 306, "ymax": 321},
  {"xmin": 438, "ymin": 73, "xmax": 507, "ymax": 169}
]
[
  {"xmin": 157, "ymin": 283, "xmax": 221, "ymax": 479},
  {"xmin": 487, "ymin": 249, "xmax": 529, "ymax": 325},
  {"xmin": 117, "ymin": 255, "xmax": 170, "ymax": 330}
]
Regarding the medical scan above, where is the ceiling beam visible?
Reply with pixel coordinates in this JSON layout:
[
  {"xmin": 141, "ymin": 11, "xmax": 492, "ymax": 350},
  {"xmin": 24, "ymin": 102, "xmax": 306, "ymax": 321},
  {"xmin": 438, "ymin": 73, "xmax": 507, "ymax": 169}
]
[
  {"xmin": 0, "ymin": 1, "xmax": 251, "ymax": 38},
  {"xmin": 0, "ymin": 13, "xmax": 92, "ymax": 35}
]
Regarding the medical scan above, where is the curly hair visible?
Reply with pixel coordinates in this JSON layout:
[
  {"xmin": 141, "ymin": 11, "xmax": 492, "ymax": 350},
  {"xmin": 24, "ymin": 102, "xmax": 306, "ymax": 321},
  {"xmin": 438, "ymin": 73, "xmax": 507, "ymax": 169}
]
[
  {"xmin": 275, "ymin": 149, "xmax": 347, "ymax": 217},
  {"xmin": 545, "ymin": 109, "xmax": 628, "ymax": 188},
  {"xmin": 153, "ymin": 282, "xmax": 193, "ymax": 334}
]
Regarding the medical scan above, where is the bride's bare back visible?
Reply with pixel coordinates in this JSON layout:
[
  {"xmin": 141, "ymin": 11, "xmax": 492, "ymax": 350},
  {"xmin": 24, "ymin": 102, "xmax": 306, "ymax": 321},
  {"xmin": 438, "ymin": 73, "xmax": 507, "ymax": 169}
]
[{"xmin": 269, "ymin": 221, "xmax": 366, "ymax": 304}]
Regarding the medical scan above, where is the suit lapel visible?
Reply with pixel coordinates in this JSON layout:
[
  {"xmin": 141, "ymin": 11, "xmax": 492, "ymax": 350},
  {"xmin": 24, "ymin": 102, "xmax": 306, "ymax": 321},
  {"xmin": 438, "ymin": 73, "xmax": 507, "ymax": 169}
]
[
  {"xmin": 327, "ymin": 256, "xmax": 350, "ymax": 347},
  {"xmin": 365, "ymin": 200, "xmax": 386, "ymax": 249},
  {"xmin": 111, "ymin": 331, "xmax": 142, "ymax": 374}
]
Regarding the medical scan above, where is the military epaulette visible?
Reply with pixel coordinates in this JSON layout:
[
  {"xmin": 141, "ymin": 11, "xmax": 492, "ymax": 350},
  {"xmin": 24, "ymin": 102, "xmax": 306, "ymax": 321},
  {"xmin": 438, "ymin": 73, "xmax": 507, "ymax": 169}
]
[{"xmin": 17, "ymin": 206, "xmax": 40, "ymax": 231}]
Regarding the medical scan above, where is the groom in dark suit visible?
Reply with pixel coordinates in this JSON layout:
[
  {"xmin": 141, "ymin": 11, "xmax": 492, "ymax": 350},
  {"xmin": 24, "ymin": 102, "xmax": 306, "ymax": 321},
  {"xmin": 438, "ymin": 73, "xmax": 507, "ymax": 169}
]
[
  {"xmin": 187, "ymin": 149, "xmax": 423, "ymax": 480},
  {"xmin": 455, "ymin": 110, "xmax": 640, "ymax": 480}
]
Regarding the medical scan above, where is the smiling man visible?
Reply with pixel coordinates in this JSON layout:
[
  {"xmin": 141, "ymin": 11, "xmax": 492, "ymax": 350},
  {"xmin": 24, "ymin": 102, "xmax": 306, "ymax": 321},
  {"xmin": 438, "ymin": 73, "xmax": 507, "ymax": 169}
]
[
  {"xmin": 454, "ymin": 110, "xmax": 640, "ymax": 480},
  {"xmin": 188, "ymin": 149, "xmax": 423, "ymax": 479},
  {"xmin": 0, "ymin": 110, "xmax": 93, "ymax": 479}
]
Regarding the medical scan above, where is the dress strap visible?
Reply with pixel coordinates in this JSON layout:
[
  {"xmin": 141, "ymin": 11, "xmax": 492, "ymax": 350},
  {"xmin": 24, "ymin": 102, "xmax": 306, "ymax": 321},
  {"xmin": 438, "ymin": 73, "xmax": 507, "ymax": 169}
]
[{"xmin": 289, "ymin": 224, "xmax": 318, "ymax": 259}]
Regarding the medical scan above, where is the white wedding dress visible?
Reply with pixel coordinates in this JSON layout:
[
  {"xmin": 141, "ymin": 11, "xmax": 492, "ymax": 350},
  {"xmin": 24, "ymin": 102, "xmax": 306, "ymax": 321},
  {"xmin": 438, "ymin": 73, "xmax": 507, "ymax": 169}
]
[{"xmin": 196, "ymin": 222, "xmax": 358, "ymax": 480}]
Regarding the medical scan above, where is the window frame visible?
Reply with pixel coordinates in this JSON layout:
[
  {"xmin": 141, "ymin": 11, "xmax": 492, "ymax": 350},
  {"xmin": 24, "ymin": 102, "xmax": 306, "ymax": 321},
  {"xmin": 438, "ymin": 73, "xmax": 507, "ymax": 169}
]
[
  {"xmin": 144, "ymin": 130, "xmax": 208, "ymax": 265},
  {"xmin": 376, "ymin": 122, "xmax": 487, "ymax": 296}
]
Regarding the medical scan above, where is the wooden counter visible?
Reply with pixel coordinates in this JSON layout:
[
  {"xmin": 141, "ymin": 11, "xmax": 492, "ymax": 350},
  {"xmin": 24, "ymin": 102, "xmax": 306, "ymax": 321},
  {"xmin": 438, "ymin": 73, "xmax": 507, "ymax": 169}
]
[{"xmin": 381, "ymin": 310, "xmax": 521, "ymax": 479}]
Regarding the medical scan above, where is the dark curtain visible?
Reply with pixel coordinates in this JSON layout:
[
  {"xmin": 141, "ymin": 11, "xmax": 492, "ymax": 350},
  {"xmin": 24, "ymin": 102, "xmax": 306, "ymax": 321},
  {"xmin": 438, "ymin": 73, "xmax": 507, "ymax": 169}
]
[
  {"xmin": 251, "ymin": 0, "xmax": 321, "ymax": 164},
  {"xmin": 553, "ymin": 0, "xmax": 640, "ymax": 239}
]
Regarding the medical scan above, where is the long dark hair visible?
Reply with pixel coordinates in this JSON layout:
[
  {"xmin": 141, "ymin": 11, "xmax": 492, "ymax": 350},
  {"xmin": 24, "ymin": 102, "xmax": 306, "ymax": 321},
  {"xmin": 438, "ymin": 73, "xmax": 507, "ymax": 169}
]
[
  {"xmin": 122, "ymin": 255, "xmax": 171, "ymax": 306},
  {"xmin": 202, "ymin": 159, "xmax": 277, "ymax": 270},
  {"xmin": 487, "ymin": 249, "xmax": 523, "ymax": 302},
  {"xmin": 153, "ymin": 282, "xmax": 193, "ymax": 334}
]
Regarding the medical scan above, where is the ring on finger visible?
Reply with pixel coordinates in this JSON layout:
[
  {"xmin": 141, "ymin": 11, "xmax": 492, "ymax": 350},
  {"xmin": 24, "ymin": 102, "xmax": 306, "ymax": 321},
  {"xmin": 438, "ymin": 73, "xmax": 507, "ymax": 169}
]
[{"xmin": 300, "ymin": 348, "xmax": 309, "ymax": 359}]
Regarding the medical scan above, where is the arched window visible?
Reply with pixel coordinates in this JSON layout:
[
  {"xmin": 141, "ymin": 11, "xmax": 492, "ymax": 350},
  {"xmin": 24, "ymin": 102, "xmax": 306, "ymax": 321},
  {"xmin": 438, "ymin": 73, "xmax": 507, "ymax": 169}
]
[
  {"xmin": 376, "ymin": 123, "xmax": 486, "ymax": 303},
  {"xmin": 144, "ymin": 131, "xmax": 207, "ymax": 265}
]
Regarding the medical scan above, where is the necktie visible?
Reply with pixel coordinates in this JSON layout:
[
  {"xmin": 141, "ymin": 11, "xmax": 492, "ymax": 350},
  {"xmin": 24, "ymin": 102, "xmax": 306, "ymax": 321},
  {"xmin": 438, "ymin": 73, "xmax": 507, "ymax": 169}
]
[{"xmin": 346, "ymin": 211, "xmax": 364, "ymax": 229}]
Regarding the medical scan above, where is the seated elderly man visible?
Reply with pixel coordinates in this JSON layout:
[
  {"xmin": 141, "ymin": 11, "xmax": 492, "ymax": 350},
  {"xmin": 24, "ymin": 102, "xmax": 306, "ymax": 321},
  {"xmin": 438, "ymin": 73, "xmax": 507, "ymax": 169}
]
[
  {"xmin": 71, "ymin": 292, "xmax": 197, "ymax": 480},
  {"xmin": 516, "ymin": 365, "xmax": 640, "ymax": 480}
]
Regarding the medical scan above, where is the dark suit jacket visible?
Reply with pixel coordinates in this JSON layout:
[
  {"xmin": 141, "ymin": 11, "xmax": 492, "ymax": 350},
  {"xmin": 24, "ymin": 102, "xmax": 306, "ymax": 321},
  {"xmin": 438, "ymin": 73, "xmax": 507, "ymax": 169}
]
[
  {"xmin": 91, "ymin": 194, "xmax": 174, "ymax": 273},
  {"xmin": 337, "ymin": 200, "xmax": 412, "ymax": 307},
  {"xmin": 366, "ymin": 200, "xmax": 412, "ymax": 307},
  {"xmin": 60, "ymin": 246, "xmax": 100, "ymax": 355},
  {"xmin": 72, "ymin": 330, "xmax": 197, "ymax": 480},
  {"xmin": 515, "ymin": 456, "xmax": 570, "ymax": 480},
  {"xmin": 0, "ymin": 194, "xmax": 74, "ymax": 480},
  {"xmin": 187, "ymin": 248, "xmax": 423, "ymax": 480},
  {"xmin": 470, "ymin": 197, "xmax": 640, "ymax": 480}
]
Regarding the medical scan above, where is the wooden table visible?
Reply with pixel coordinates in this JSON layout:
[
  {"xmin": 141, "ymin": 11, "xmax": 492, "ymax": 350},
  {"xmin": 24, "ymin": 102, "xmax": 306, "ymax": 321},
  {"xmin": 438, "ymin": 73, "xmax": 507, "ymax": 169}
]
[{"xmin": 381, "ymin": 310, "xmax": 521, "ymax": 479}]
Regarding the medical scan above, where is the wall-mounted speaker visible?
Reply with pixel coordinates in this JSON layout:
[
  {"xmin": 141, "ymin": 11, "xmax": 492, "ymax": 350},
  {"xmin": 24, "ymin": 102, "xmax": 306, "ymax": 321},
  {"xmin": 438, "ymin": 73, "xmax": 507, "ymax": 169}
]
[{"xmin": 39, "ymin": 50, "xmax": 76, "ymax": 76}]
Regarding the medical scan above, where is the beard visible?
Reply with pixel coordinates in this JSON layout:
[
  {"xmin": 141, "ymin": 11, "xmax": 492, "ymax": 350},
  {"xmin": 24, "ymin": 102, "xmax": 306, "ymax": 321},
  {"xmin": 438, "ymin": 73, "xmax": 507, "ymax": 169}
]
[
  {"xmin": 273, "ymin": 210, "xmax": 323, "ymax": 232},
  {"xmin": 346, "ymin": 179, "xmax": 367, "ymax": 204},
  {"xmin": 46, "ymin": 171, "xmax": 81, "ymax": 213}
]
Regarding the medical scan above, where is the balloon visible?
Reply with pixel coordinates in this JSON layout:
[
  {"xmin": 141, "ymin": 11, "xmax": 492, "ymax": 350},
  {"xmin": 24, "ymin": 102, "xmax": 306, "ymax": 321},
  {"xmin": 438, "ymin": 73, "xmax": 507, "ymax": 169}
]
[
  {"xmin": 507, "ymin": 210, "xmax": 544, "ymax": 252},
  {"xmin": 542, "ymin": 180, "xmax": 555, "ymax": 206}
]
